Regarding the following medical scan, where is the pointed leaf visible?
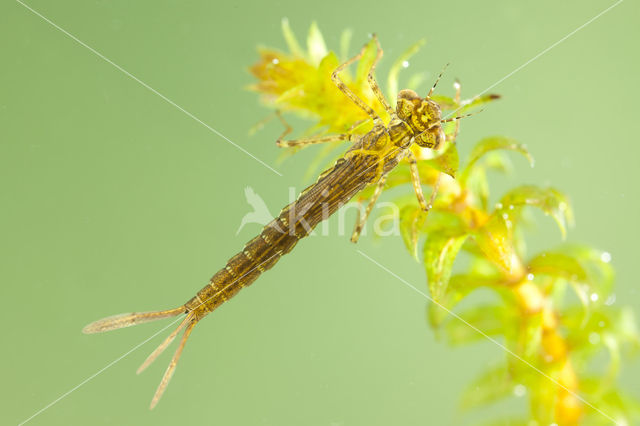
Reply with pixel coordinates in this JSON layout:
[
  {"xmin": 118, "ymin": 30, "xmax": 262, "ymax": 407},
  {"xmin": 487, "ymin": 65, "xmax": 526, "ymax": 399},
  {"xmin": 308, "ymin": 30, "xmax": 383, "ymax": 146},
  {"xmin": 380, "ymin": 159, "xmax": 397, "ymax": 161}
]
[
  {"xmin": 281, "ymin": 18, "xmax": 305, "ymax": 57},
  {"xmin": 444, "ymin": 304, "xmax": 508, "ymax": 346},
  {"xmin": 427, "ymin": 273, "xmax": 497, "ymax": 327},
  {"xmin": 458, "ymin": 93, "xmax": 501, "ymax": 114},
  {"xmin": 399, "ymin": 205, "xmax": 427, "ymax": 260},
  {"xmin": 465, "ymin": 163, "xmax": 490, "ymax": 211},
  {"xmin": 557, "ymin": 244, "xmax": 614, "ymax": 295},
  {"xmin": 459, "ymin": 364, "xmax": 513, "ymax": 411},
  {"xmin": 354, "ymin": 39, "xmax": 377, "ymax": 84},
  {"xmin": 472, "ymin": 213, "xmax": 517, "ymax": 272},
  {"xmin": 386, "ymin": 39, "xmax": 426, "ymax": 101},
  {"xmin": 528, "ymin": 252, "xmax": 588, "ymax": 282},
  {"xmin": 339, "ymin": 28, "xmax": 352, "ymax": 62},
  {"xmin": 307, "ymin": 22, "xmax": 328, "ymax": 65},
  {"xmin": 483, "ymin": 151, "xmax": 514, "ymax": 175},
  {"xmin": 423, "ymin": 141, "xmax": 459, "ymax": 178},
  {"xmin": 405, "ymin": 72, "xmax": 427, "ymax": 93},
  {"xmin": 499, "ymin": 185, "xmax": 573, "ymax": 238},
  {"xmin": 424, "ymin": 232, "xmax": 469, "ymax": 302},
  {"xmin": 430, "ymin": 94, "xmax": 457, "ymax": 110},
  {"xmin": 461, "ymin": 137, "xmax": 534, "ymax": 184}
]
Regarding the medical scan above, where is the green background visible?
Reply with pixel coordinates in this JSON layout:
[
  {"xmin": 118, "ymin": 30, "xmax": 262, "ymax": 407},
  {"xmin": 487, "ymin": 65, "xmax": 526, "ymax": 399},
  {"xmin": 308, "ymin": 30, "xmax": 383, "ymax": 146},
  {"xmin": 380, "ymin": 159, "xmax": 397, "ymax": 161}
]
[{"xmin": 2, "ymin": 0, "xmax": 638, "ymax": 424}]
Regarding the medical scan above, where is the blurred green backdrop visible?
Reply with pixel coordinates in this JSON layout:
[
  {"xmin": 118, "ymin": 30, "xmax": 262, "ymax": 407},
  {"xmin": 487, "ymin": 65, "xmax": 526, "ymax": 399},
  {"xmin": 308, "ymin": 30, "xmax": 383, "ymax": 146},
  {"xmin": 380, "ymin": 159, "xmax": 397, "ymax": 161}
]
[{"xmin": 1, "ymin": 0, "xmax": 638, "ymax": 425}]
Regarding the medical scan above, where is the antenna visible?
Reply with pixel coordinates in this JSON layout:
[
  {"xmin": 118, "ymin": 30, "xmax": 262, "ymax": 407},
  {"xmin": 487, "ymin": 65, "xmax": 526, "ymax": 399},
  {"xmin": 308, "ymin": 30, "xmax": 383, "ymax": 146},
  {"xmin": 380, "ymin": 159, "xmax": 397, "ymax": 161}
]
[{"xmin": 427, "ymin": 63, "xmax": 450, "ymax": 98}]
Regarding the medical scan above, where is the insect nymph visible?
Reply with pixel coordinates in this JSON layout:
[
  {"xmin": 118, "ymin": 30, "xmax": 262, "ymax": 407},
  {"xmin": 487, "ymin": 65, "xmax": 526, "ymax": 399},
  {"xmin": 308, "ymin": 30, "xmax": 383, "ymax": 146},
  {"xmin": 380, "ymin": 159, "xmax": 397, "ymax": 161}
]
[{"xmin": 83, "ymin": 35, "xmax": 469, "ymax": 408}]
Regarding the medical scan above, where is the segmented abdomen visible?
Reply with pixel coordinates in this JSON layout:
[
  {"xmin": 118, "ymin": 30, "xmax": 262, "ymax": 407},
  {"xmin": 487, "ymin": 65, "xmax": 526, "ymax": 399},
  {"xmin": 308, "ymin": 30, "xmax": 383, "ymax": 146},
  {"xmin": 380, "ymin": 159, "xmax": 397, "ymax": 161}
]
[{"xmin": 185, "ymin": 152, "xmax": 383, "ymax": 318}]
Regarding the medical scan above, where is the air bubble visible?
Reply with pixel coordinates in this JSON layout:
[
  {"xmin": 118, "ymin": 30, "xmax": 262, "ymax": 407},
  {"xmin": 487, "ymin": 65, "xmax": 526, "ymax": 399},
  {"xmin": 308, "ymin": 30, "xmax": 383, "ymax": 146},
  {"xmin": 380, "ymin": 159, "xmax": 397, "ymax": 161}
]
[
  {"xmin": 502, "ymin": 213, "xmax": 509, "ymax": 220},
  {"xmin": 590, "ymin": 293, "xmax": 599, "ymax": 302},
  {"xmin": 513, "ymin": 384, "xmax": 526, "ymax": 397},
  {"xmin": 495, "ymin": 202, "xmax": 503, "ymax": 210},
  {"xmin": 272, "ymin": 58, "xmax": 280, "ymax": 64},
  {"xmin": 527, "ymin": 273, "xmax": 534, "ymax": 281},
  {"xmin": 589, "ymin": 332, "xmax": 600, "ymax": 345},
  {"xmin": 402, "ymin": 60, "xmax": 410, "ymax": 68},
  {"xmin": 600, "ymin": 251, "xmax": 612, "ymax": 263}
]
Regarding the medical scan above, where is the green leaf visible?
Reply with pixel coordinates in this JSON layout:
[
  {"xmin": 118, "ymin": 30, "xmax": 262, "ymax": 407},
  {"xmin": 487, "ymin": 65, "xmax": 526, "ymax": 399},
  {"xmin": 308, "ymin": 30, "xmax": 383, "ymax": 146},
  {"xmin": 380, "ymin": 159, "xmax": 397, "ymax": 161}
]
[
  {"xmin": 386, "ymin": 39, "xmax": 426, "ymax": 101},
  {"xmin": 399, "ymin": 205, "xmax": 427, "ymax": 260},
  {"xmin": 463, "ymin": 152, "xmax": 515, "ymax": 211},
  {"xmin": 510, "ymin": 311, "xmax": 544, "ymax": 360},
  {"xmin": 281, "ymin": 18, "xmax": 305, "ymax": 58},
  {"xmin": 307, "ymin": 22, "xmax": 328, "ymax": 65},
  {"xmin": 423, "ymin": 141, "xmax": 459, "ymax": 178},
  {"xmin": 444, "ymin": 304, "xmax": 508, "ymax": 346},
  {"xmin": 354, "ymin": 39, "xmax": 377, "ymax": 85},
  {"xmin": 528, "ymin": 252, "xmax": 588, "ymax": 282},
  {"xmin": 616, "ymin": 307, "xmax": 640, "ymax": 347},
  {"xmin": 472, "ymin": 213, "xmax": 517, "ymax": 272},
  {"xmin": 458, "ymin": 93, "xmax": 501, "ymax": 115},
  {"xmin": 528, "ymin": 250, "xmax": 609, "ymax": 321},
  {"xmin": 483, "ymin": 151, "xmax": 514, "ymax": 175},
  {"xmin": 461, "ymin": 136, "xmax": 534, "ymax": 185},
  {"xmin": 405, "ymin": 72, "xmax": 427, "ymax": 93},
  {"xmin": 339, "ymin": 28, "xmax": 352, "ymax": 62},
  {"xmin": 557, "ymin": 244, "xmax": 614, "ymax": 296},
  {"xmin": 430, "ymin": 94, "xmax": 457, "ymax": 110},
  {"xmin": 580, "ymin": 379, "xmax": 640, "ymax": 425},
  {"xmin": 424, "ymin": 232, "xmax": 469, "ymax": 302},
  {"xmin": 465, "ymin": 162, "xmax": 490, "ymax": 210},
  {"xmin": 459, "ymin": 364, "xmax": 513, "ymax": 411},
  {"xmin": 499, "ymin": 185, "xmax": 573, "ymax": 238},
  {"xmin": 427, "ymin": 273, "xmax": 497, "ymax": 327}
]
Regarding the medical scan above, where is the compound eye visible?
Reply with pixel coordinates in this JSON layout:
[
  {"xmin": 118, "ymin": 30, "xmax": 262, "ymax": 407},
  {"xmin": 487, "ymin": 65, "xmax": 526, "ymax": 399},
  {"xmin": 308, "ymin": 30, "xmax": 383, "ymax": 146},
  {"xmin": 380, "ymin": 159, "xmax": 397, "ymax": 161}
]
[
  {"xmin": 396, "ymin": 98, "xmax": 414, "ymax": 120},
  {"xmin": 415, "ymin": 131, "xmax": 436, "ymax": 148}
]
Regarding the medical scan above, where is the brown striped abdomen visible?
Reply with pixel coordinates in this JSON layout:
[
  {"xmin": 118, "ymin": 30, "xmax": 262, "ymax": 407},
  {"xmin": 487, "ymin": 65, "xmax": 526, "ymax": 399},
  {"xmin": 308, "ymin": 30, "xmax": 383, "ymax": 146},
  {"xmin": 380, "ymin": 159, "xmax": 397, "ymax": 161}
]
[{"xmin": 185, "ymin": 148, "xmax": 388, "ymax": 319}]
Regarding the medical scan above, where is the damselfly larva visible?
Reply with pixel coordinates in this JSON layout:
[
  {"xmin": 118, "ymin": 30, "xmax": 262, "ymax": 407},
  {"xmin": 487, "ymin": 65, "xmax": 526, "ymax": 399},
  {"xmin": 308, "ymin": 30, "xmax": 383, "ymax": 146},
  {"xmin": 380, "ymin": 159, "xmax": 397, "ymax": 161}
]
[{"xmin": 83, "ymin": 35, "xmax": 474, "ymax": 409}]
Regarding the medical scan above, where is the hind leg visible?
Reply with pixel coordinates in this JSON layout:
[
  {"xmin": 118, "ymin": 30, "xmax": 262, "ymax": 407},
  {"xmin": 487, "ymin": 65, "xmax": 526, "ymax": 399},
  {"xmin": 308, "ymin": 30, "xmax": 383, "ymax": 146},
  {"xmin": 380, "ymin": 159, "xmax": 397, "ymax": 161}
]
[{"xmin": 351, "ymin": 175, "xmax": 387, "ymax": 243}]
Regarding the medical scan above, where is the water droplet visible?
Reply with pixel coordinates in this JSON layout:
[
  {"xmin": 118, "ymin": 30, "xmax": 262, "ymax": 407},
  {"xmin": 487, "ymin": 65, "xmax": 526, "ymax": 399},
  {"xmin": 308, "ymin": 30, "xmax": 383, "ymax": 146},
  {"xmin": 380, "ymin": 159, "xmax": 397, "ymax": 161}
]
[
  {"xmin": 495, "ymin": 202, "xmax": 503, "ymax": 210},
  {"xmin": 502, "ymin": 213, "xmax": 509, "ymax": 220},
  {"xmin": 513, "ymin": 384, "xmax": 526, "ymax": 397},
  {"xmin": 600, "ymin": 251, "xmax": 612, "ymax": 263},
  {"xmin": 509, "ymin": 205, "xmax": 515, "ymax": 210},
  {"xmin": 402, "ymin": 60, "xmax": 410, "ymax": 68},
  {"xmin": 605, "ymin": 294, "xmax": 616, "ymax": 306},
  {"xmin": 527, "ymin": 273, "xmax": 534, "ymax": 281},
  {"xmin": 589, "ymin": 332, "xmax": 600, "ymax": 345},
  {"xmin": 590, "ymin": 293, "xmax": 599, "ymax": 302},
  {"xmin": 272, "ymin": 58, "xmax": 280, "ymax": 65}
]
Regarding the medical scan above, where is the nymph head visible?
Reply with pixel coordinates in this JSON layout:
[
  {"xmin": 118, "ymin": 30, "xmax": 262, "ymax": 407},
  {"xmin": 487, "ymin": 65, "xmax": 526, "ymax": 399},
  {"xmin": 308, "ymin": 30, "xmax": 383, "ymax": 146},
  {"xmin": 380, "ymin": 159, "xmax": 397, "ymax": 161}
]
[{"xmin": 396, "ymin": 89, "xmax": 445, "ymax": 149}]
